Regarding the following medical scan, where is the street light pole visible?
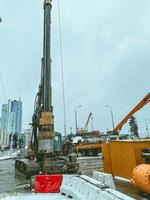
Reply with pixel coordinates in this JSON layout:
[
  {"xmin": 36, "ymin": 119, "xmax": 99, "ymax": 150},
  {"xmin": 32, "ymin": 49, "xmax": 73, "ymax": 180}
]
[
  {"xmin": 144, "ymin": 119, "xmax": 149, "ymax": 138},
  {"xmin": 106, "ymin": 105, "xmax": 115, "ymax": 130},
  {"xmin": 75, "ymin": 109, "xmax": 77, "ymax": 134},
  {"xmin": 75, "ymin": 105, "xmax": 82, "ymax": 135}
]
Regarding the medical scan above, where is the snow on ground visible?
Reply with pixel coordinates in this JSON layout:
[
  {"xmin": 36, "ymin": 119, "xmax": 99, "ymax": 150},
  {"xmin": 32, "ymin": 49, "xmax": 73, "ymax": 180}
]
[
  {"xmin": 0, "ymin": 156, "xmax": 16, "ymax": 161},
  {"xmin": 0, "ymin": 150, "xmax": 18, "ymax": 161},
  {"xmin": 0, "ymin": 193, "xmax": 68, "ymax": 200}
]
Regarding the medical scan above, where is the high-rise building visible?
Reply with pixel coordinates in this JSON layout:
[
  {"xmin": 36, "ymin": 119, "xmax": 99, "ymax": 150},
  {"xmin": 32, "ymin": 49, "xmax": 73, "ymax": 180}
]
[
  {"xmin": 1, "ymin": 104, "xmax": 8, "ymax": 133},
  {"xmin": 1, "ymin": 104, "xmax": 9, "ymax": 146},
  {"xmin": 7, "ymin": 99, "xmax": 22, "ymax": 135},
  {"xmin": 1, "ymin": 99, "xmax": 22, "ymax": 136}
]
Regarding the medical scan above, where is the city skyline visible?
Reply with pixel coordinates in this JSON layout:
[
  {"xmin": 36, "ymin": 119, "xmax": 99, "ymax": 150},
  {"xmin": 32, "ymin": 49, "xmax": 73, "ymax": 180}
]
[{"xmin": 0, "ymin": 99, "xmax": 22, "ymax": 147}]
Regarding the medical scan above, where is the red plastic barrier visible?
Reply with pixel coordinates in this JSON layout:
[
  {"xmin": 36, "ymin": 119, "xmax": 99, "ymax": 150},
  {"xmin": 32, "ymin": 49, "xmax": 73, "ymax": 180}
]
[{"xmin": 35, "ymin": 174, "xmax": 63, "ymax": 193}]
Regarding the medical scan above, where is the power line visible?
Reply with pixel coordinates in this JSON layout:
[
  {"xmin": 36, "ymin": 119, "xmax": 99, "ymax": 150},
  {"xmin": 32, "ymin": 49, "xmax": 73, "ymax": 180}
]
[{"xmin": 57, "ymin": 0, "xmax": 67, "ymax": 136}]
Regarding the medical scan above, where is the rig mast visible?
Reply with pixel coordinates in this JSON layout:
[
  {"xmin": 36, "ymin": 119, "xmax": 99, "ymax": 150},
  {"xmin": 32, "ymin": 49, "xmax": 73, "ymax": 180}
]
[
  {"xmin": 38, "ymin": 0, "xmax": 54, "ymax": 154},
  {"xmin": 32, "ymin": 0, "xmax": 54, "ymax": 154}
]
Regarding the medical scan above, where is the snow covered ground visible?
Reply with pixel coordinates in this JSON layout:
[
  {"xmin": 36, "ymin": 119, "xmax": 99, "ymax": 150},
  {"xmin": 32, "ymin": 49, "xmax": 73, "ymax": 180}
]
[
  {"xmin": 0, "ymin": 155, "xmax": 17, "ymax": 161},
  {"xmin": 0, "ymin": 151, "xmax": 18, "ymax": 161},
  {"xmin": 0, "ymin": 193, "xmax": 68, "ymax": 200}
]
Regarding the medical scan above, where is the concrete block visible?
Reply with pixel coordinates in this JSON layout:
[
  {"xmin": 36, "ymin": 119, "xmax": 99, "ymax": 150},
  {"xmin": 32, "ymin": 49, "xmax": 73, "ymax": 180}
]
[
  {"xmin": 93, "ymin": 171, "xmax": 116, "ymax": 190},
  {"xmin": 60, "ymin": 175, "xmax": 135, "ymax": 200},
  {"xmin": 60, "ymin": 175, "xmax": 73, "ymax": 197},
  {"xmin": 106, "ymin": 189, "xmax": 135, "ymax": 200},
  {"xmin": 81, "ymin": 175, "xmax": 107, "ymax": 188}
]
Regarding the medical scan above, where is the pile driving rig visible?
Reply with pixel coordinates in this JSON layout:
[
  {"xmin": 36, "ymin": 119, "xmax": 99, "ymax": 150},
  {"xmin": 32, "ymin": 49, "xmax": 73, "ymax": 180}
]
[{"xmin": 15, "ymin": 0, "xmax": 78, "ymax": 176}]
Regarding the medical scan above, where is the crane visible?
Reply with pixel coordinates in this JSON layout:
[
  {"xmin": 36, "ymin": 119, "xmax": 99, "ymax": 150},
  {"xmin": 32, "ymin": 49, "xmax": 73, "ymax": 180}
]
[
  {"xmin": 114, "ymin": 92, "xmax": 150, "ymax": 134},
  {"xmin": 84, "ymin": 112, "xmax": 93, "ymax": 131},
  {"xmin": 79, "ymin": 112, "xmax": 93, "ymax": 134}
]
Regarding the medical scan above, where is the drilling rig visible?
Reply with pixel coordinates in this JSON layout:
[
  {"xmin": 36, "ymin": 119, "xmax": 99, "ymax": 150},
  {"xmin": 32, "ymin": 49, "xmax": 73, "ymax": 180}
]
[{"xmin": 15, "ymin": 0, "xmax": 78, "ymax": 176}]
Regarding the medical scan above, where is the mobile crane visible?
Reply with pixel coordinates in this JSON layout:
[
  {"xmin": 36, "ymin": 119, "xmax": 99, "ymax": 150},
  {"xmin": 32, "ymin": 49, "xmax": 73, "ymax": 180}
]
[
  {"xmin": 15, "ymin": 0, "xmax": 78, "ymax": 176},
  {"xmin": 75, "ymin": 113, "xmax": 102, "ymax": 156},
  {"xmin": 79, "ymin": 112, "xmax": 93, "ymax": 134}
]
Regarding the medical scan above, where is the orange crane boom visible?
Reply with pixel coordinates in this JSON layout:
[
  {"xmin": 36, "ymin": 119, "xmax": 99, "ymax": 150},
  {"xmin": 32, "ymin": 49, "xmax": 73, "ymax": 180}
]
[{"xmin": 114, "ymin": 93, "xmax": 150, "ymax": 134}]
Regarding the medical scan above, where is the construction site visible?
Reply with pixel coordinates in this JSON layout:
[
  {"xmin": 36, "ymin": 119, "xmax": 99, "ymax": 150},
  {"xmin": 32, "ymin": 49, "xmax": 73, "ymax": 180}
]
[{"xmin": 0, "ymin": 0, "xmax": 150, "ymax": 200}]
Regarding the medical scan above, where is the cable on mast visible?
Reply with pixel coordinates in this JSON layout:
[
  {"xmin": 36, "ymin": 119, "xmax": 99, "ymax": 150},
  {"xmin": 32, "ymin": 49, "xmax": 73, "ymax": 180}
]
[{"xmin": 57, "ymin": 0, "xmax": 67, "ymax": 136}]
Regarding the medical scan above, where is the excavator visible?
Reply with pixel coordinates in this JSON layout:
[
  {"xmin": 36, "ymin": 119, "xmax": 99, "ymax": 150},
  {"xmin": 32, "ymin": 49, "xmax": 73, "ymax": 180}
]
[
  {"xmin": 76, "ymin": 92, "xmax": 150, "ymax": 157},
  {"xmin": 15, "ymin": 0, "xmax": 78, "ymax": 176},
  {"xmin": 113, "ymin": 92, "xmax": 150, "ymax": 134}
]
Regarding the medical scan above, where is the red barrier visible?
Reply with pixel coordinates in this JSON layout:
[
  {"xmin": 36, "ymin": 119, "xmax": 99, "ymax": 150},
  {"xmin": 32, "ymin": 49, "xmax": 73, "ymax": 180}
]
[{"xmin": 35, "ymin": 174, "xmax": 63, "ymax": 193}]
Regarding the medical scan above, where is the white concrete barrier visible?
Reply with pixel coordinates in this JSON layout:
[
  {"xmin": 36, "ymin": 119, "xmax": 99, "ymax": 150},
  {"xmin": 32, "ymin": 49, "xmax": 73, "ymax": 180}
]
[
  {"xmin": 93, "ymin": 171, "xmax": 116, "ymax": 190},
  {"xmin": 81, "ymin": 175, "xmax": 108, "ymax": 188},
  {"xmin": 106, "ymin": 189, "xmax": 135, "ymax": 200},
  {"xmin": 60, "ymin": 175, "xmax": 135, "ymax": 200},
  {"xmin": 60, "ymin": 175, "xmax": 74, "ymax": 197}
]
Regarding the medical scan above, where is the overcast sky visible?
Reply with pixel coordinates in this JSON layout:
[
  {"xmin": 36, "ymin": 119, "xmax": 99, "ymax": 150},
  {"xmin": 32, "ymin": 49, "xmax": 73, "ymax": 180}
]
[{"xmin": 0, "ymin": 0, "xmax": 150, "ymax": 136}]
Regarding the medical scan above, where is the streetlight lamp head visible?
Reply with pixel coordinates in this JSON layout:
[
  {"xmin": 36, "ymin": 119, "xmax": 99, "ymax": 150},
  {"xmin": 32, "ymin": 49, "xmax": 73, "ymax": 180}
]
[
  {"xmin": 0, "ymin": 17, "xmax": 2, "ymax": 23},
  {"xmin": 106, "ymin": 105, "xmax": 111, "ymax": 109},
  {"xmin": 105, "ymin": 105, "xmax": 115, "ymax": 130},
  {"xmin": 75, "ymin": 105, "xmax": 82, "ymax": 110}
]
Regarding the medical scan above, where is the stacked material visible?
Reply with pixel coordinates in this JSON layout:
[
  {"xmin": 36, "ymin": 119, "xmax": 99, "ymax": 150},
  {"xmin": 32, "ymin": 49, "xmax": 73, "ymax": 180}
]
[{"xmin": 77, "ymin": 156, "xmax": 103, "ymax": 175}]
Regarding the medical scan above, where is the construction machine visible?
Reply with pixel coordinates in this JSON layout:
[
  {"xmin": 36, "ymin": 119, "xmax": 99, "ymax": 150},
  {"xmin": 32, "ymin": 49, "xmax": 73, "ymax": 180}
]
[
  {"xmin": 75, "ymin": 112, "xmax": 103, "ymax": 156},
  {"xmin": 76, "ymin": 93, "xmax": 150, "ymax": 156},
  {"xmin": 15, "ymin": 0, "xmax": 78, "ymax": 176},
  {"xmin": 84, "ymin": 112, "xmax": 93, "ymax": 132},
  {"xmin": 103, "ymin": 93, "xmax": 150, "ymax": 194},
  {"xmin": 113, "ymin": 92, "xmax": 150, "ymax": 134},
  {"xmin": 79, "ymin": 112, "xmax": 93, "ymax": 134}
]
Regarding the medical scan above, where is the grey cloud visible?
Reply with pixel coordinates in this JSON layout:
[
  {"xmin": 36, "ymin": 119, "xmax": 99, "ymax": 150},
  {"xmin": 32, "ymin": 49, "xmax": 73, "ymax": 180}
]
[{"xmin": 0, "ymin": 0, "xmax": 150, "ymax": 136}]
